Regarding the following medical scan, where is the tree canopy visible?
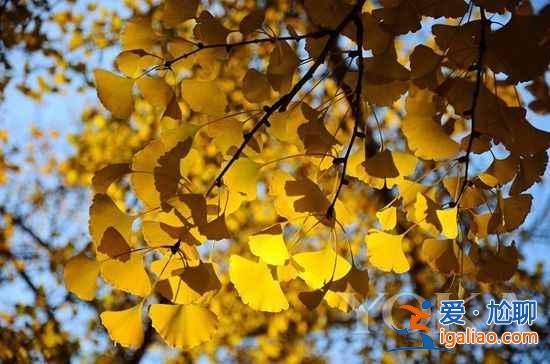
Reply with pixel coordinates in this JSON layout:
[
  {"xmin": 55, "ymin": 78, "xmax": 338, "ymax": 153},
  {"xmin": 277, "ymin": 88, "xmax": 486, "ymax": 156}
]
[{"xmin": 1, "ymin": 0, "xmax": 549, "ymax": 362}]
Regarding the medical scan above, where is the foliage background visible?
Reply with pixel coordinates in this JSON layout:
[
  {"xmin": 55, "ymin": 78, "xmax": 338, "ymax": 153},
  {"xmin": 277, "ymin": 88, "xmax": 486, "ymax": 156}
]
[{"xmin": 0, "ymin": 0, "xmax": 549, "ymax": 363}]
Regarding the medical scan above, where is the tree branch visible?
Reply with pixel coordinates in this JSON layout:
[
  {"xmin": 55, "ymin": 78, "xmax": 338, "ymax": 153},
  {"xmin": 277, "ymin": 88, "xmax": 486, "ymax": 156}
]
[
  {"xmin": 205, "ymin": 0, "xmax": 367, "ymax": 196},
  {"xmin": 326, "ymin": 14, "xmax": 365, "ymax": 218},
  {"xmin": 455, "ymin": 7, "xmax": 487, "ymax": 205},
  {"xmin": 164, "ymin": 30, "xmax": 331, "ymax": 69}
]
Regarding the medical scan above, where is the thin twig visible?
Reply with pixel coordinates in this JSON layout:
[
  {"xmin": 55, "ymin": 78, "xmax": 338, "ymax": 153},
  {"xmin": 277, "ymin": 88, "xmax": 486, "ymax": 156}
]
[
  {"xmin": 205, "ymin": 0, "xmax": 367, "ymax": 197},
  {"xmin": 326, "ymin": 13, "xmax": 365, "ymax": 218},
  {"xmin": 455, "ymin": 7, "xmax": 487, "ymax": 205}
]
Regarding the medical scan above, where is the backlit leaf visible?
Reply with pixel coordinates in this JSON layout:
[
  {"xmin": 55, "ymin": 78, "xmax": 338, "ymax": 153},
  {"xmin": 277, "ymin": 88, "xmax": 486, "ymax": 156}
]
[
  {"xmin": 366, "ymin": 230, "xmax": 409, "ymax": 273},
  {"xmin": 94, "ymin": 69, "xmax": 134, "ymax": 119},
  {"xmin": 229, "ymin": 255, "xmax": 289, "ymax": 312},
  {"xmin": 149, "ymin": 304, "xmax": 218, "ymax": 349}
]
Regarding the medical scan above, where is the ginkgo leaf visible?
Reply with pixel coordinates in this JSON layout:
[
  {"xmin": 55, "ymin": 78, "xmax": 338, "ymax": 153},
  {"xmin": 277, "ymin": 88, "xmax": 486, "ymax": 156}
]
[
  {"xmin": 489, "ymin": 194, "xmax": 532, "ymax": 233},
  {"xmin": 193, "ymin": 11, "xmax": 231, "ymax": 45},
  {"xmin": 199, "ymin": 214, "xmax": 231, "ymax": 241},
  {"xmin": 413, "ymin": 192, "xmax": 442, "ymax": 237},
  {"xmin": 136, "ymin": 76, "xmax": 173, "ymax": 109},
  {"xmin": 366, "ymin": 230, "xmax": 409, "ymax": 273},
  {"xmin": 363, "ymin": 150, "xmax": 399, "ymax": 178},
  {"xmin": 470, "ymin": 242, "xmax": 519, "ymax": 283},
  {"xmin": 284, "ymin": 177, "xmax": 330, "ymax": 218},
  {"xmin": 121, "ymin": 16, "xmax": 158, "ymax": 52},
  {"xmin": 100, "ymin": 302, "xmax": 144, "ymax": 349},
  {"xmin": 131, "ymin": 139, "xmax": 165, "ymax": 208},
  {"xmin": 402, "ymin": 87, "xmax": 460, "ymax": 160},
  {"xmin": 242, "ymin": 69, "xmax": 271, "ymax": 103},
  {"xmin": 422, "ymin": 239, "xmax": 474, "ymax": 274},
  {"xmin": 142, "ymin": 221, "xmax": 178, "ymax": 247},
  {"xmin": 157, "ymin": 262, "xmax": 221, "ymax": 304},
  {"xmin": 292, "ymin": 247, "xmax": 351, "ymax": 289},
  {"xmin": 149, "ymin": 304, "xmax": 218, "ymax": 349},
  {"xmin": 299, "ymin": 289, "xmax": 327, "ymax": 310},
  {"xmin": 267, "ymin": 41, "xmax": 298, "ymax": 93},
  {"xmin": 207, "ymin": 118, "xmax": 243, "ymax": 155},
  {"xmin": 64, "ymin": 252, "xmax": 100, "ymax": 301},
  {"xmin": 97, "ymin": 226, "xmax": 132, "ymax": 262},
  {"xmin": 443, "ymin": 177, "xmax": 485, "ymax": 209},
  {"xmin": 92, "ymin": 163, "xmax": 131, "ymax": 193},
  {"xmin": 224, "ymin": 158, "xmax": 260, "ymax": 199},
  {"xmin": 181, "ymin": 79, "xmax": 227, "ymax": 116},
  {"xmin": 154, "ymin": 139, "xmax": 193, "ymax": 203},
  {"xmin": 248, "ymin": 232, "xmax": 289, "ymax": 266},
  {"xmin": 436, "ymin": 207, "xmax": 458, "ymax": 239},
  {"xmin": 175, "ymin": 262, "xmax": 221, "ymax": 296},
  {"xmin": 229, "ymin": 255, "xmax": 288, "ymax": 312},
  {"xmin": 239, "ymin": 9, "xmax": 265, "ymax": 36},
  {"xmin": 101, "ymin": 254, "xmax": 151, "ymax": 297},
  {"xmin": 115, "ymin": 50, "xmax": 150, "ymax": 78},
  {"xmin": 376, "ymin": 206, "xmax": 397, "ymax": 231},
  {"xmin": 89, "ymin": 194, "xmax": 133, "ymax": 249},
  {"xmin": 94, "ymin": 69, "xmax": 134, "ymax": 119},
  {"xmin": 479, "ymin": 156, "xmax": 518, "ymax": 187},
  {"xmin": 270, "ymin": 103, "xmax": 307, "ymax": 146},
  {"xmin": 510, "ymin": 151, "xmax": 548, "ymax": 195},
  {"xmin": 162, "ymin": 0, "xmax": 199, "ymax": 27},
  {"xmin": 298, "ymin": 104, "xmax": 338, "ymax": 154},
  {"xmin": 410, "ymin": 44, "xmax": 442, "ymax": 89}
]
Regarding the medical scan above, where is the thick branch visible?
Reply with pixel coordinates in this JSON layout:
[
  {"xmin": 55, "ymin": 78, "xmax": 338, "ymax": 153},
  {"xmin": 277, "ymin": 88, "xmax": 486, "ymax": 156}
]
[
  {"xmin": 206, "ymin": 0, "xmax": 367, "ymax": 196},
  {"xmin": 455, "ymin": 7, "xmax": 487, "ymax": 204}
]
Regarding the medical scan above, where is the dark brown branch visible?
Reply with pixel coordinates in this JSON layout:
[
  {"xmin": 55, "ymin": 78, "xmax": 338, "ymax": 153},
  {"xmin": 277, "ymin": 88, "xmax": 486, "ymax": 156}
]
[
  {"xmin": 206, "ymin": 0, "xmax": 367, "ymax": 196},
  {"xmin": 455, "ymin": 7, "xmax": 487, "ymax": 205},
  {"xmin": 326, "ymin": 14, "xmax": 365, "ymax": 218}
]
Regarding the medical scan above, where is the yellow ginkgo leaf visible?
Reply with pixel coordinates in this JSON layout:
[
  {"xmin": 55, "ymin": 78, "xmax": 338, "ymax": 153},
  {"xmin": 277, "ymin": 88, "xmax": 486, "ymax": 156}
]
[
  {"xmin": 376, "ymin": 206, "xmax": 397, "ymax": 231},
  {"xmin": 181, "ymin": 79, "xmax": 227, "ymax": 116},
  {"xmin": 121, "ymin": 16, "xmax": 158, "ymax": 52},
  {"xmin": 131, "ymin": 139, "xmax": 165, "ymax": 208},
  {"xmin": 229, "ymin": 255, "xmax": 289, "ymax": 312},
  {"xmin": 101, "ymin": 254, "xmax": 151, "ymax": 297},
  {"xmin": 115, "ymin": 50, "xmax": 148, "ymax": 78},
  {"xmin": 207, "ymin": 118, "xmax": 243, "ymax": 155},
  {"xmin": 92, "ymin": 163, "xmax": 131, "ymax": 194},
  {"xmin": 94, "ymin": 69, "xmax": 134, "ymax": 119},
  {"xmin": 136, "ymin": 76, "xmax": 173, "ymax": 109},
  {"xmin": 248, "ymin": 233, "xmax": 289, "ymax": 266},
  {"xmin": 149, "ymin": 304, "xmax": 218, "ymax": 349},
  {"xmin": 64, "ymin": 252, "xmax": 100, "ymax": 301},
  {"xmin": 366, "ymin": 230, "xmax": 410, "ymax": 273},
  {"xmin": 402, "ymin": 87, "xmax": 460, "ymax": 161},
  {"xmin": 89, "ymin": 194, "xmax": 133, "ymax": 250},
  {"xmin": 224, "ymin": 158, "xmax": 260, "ymax": 199},
  {"xmin": 100, "ymin": 302, "xmax": 144, "ymax": 349},
  {"xmin": 242, "ymin": 69, "xmax": 271, "ymax": 103},
  {"xmin": 436, "ymin": 207, "xmax": 458, "ymax": 239},
  {"xmin": 292, "ymin": 247, "xmax": 351, "ymax": 289}
]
